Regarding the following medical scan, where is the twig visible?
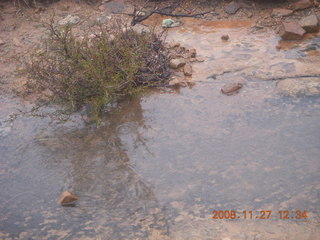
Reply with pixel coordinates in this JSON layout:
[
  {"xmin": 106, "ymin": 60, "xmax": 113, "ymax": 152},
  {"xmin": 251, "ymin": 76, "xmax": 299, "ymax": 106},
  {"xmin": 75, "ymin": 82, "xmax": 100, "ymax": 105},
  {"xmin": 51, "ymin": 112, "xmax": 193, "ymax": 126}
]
[{"xmin": 131, "ymin": 0, "xmax": 213, "ymax": 25}]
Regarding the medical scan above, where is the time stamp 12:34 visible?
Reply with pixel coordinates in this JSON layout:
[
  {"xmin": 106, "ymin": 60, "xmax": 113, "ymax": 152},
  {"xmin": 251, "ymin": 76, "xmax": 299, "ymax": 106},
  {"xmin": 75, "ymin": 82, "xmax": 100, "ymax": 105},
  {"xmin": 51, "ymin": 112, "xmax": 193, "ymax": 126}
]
[{"xmin": 212, "ymin": 210, "xmax": 308, "ymax": 220}]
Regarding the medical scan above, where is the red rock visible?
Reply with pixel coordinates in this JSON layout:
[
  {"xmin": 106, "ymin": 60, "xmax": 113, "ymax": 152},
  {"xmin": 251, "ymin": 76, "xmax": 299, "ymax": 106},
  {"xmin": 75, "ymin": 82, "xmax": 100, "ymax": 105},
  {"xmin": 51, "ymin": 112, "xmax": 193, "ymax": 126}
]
[
  {"xmin": 221, "ymin": 83, "xmax": 243, "ymax": 95},
  {"xmin": 290, "ymin": 0, "xmax": 313, "ymax": 11},
  {"xmin": 279, "ymin": 21, "xmax": 306, "ymax": 40},
  {"xmin": 59, "ymin": 191, "xmax": 78, "ymax": 205},
  {"xmin": 183, "ymin": 64, "xmax": 193, "ymax": 76}
]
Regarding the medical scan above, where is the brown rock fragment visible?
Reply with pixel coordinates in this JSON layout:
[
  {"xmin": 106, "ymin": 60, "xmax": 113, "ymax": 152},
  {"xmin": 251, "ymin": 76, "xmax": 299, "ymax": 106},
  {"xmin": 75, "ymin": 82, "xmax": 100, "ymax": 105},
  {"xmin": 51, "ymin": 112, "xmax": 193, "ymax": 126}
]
[
  {"xmin": 59, "ymin": 191, "xmax": 78, "ymax": 205},
  {"xmin": 221, "ymin": 83, "xmax": 243, "ymax": 95},
  {"xmin": 221, "ymin": 35, "xmax": 229, "ymax": 41}
]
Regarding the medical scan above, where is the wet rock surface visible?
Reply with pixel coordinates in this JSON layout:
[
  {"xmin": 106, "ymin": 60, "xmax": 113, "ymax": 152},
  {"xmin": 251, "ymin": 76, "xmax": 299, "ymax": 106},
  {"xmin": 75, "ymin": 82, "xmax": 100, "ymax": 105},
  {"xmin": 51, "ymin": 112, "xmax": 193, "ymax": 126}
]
[{"xmin": 276, "ymin": 77, "xmax": 320, "ymax": 97}]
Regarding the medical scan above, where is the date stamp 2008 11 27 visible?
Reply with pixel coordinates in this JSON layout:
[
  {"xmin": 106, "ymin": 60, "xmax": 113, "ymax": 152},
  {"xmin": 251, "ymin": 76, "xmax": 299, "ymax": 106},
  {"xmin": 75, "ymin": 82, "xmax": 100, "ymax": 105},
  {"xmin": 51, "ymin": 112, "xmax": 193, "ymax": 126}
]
[{"xmin": 212, "ymin": 210, "xmax": 308, "ymax": 220}]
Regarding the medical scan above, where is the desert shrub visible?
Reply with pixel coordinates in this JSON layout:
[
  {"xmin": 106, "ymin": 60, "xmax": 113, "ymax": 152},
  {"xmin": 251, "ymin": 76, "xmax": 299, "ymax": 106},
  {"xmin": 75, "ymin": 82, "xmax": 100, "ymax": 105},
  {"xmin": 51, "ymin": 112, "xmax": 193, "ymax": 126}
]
[
  {"xmin": 26, "ymin": 19, "xmax": 170, "ymax": 117},
  {"xmin": 13, "ymin": 0, "xmax": 59, "ymax": 8}
]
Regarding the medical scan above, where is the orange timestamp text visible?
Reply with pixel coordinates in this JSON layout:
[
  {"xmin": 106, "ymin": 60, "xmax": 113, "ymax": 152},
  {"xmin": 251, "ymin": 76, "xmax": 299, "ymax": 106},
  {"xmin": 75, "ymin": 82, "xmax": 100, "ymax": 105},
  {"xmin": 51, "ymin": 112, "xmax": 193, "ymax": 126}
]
[{"xmin": 212, "ymin": 210, "xmax": 308, "ymax": 220}]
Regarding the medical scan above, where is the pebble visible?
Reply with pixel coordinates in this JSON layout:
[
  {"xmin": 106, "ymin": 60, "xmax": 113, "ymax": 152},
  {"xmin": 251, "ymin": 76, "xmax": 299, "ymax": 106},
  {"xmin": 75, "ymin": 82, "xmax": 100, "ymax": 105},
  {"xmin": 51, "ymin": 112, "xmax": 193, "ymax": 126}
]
[
  {"xmin": 221, "ymin": 34, "xmax": 229, "ymax": 41},
  {"xmin": 183, "ymin": 64, "xmax": 193, "ymax": 76},
  {"xmin": 59, "ymin": 191, "xmax": 79, "ymax": 205},
  {"xmin": 221, "ymin": 82, "xmax": 243, "ymax": 95}
]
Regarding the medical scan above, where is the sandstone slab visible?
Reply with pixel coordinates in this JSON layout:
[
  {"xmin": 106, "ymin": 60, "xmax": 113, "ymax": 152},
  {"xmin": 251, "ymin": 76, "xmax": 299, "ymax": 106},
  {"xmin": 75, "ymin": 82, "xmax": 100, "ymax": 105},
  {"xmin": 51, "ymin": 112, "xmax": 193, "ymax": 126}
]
[
  {"xmin": 279, "ymin": 21, "xmax": 306, "ymax": 40},
  {"xmin": 271, "ymin": 8, "xmax": 294, "ymax": 18}
]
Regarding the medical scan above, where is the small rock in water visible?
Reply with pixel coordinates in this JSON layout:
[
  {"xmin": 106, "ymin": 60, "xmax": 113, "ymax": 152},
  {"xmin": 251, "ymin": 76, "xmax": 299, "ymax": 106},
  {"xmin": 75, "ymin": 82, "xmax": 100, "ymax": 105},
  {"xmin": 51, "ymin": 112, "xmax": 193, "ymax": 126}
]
[
  {"xmin": 81, "ymin": 103, "xmax": 96, "ymax": 123},
  {"xmin": 290, "ymin": 0, "xmax": 313, "ymax": 11},
  {"xmin": 225, "ymin": 1, "xmax": 241, "ymax": 15},
  {"xmin": 183, "ymin": 64, "xmax": 193, "ymax": 76},
  {"xmin": 221, "ymin": 34, "xmax": 229, "ymax": 41},
  {"xmin": 221, "ymin": 83, "xmax": 243, "ymax": 95},
  {"xmin": 299, "ymin": 15, "xmax": 319, "ymax": 33},
  {"xmin": 169, "ymin": 58, "xmax": 186, "ymax": 69},
  {"xmin": 58, "ymin": 15, "xmax": 80, "ymax": 26},
  {"xmin": 59, "ymin": 191, "xmax": 78, "ymax": 205},
  {"xmin": 195, "ymin": 57, "xmax": 205, "ymax": 62},
  {"xmin": 279, "ymin": 21, "xmax": 306, "ymax": 40}
]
